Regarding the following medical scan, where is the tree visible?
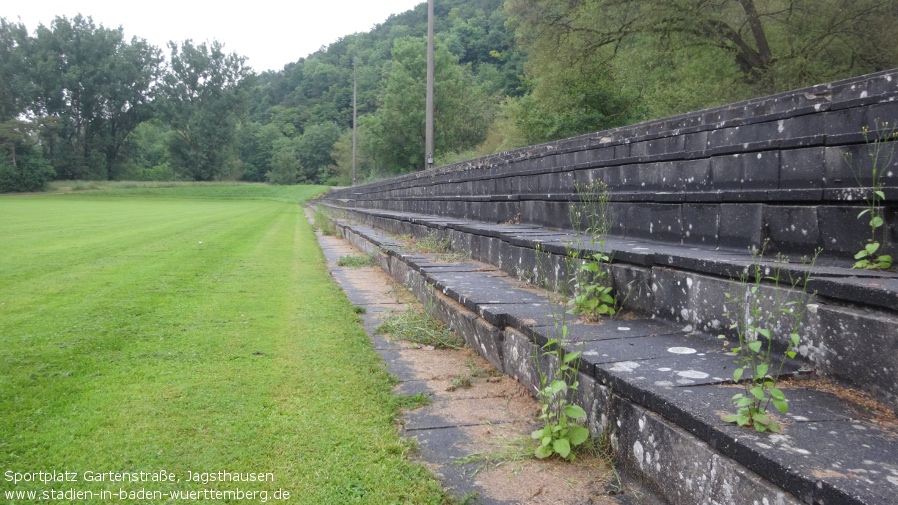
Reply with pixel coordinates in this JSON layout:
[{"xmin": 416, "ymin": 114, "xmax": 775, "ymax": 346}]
[
  {"xmin": 296, "ymin": 121, "xmax": 341, "ymax": 183},
  {"xmin": 26, "ymin": 15, "xmax": 162, "ymax": 179},
  {"xmin": 237, "ymin": 122, "xmax": 283, "ymax": 182},
  {"xmin": 116, "ymin": 119, "xmax": 178, "ymax": 181},
  {"xmin": 506, "ymin": 0, "xmax": 898, "ymax": 107},
  {"xmin": 157, "ymin": 40, "xmax": 250, "ymax": 181},
  {"xmin": 329, "ymin": 127, "xmax": 368, "ymax": 186},
  {"xmin": 0, "ymin": 141, "xmax": 55, "ymax": 192},
  {"xmin": 0, "ymin": 19, "xmax": 31, "ymax": 123},
  {"xmin": 506, "ymin": 0, "xmax": 898, "ymax": 131},
  {"xmin": 266, "ymin": 137, "xmax": 300, "ymax": 185},
  {"xmin": 0, "ymin": 19, "xmax": 54, "ymax": 191},
  {"xmin": 361, "ymin": 36, "xmax": 494, "ymax": 173}
]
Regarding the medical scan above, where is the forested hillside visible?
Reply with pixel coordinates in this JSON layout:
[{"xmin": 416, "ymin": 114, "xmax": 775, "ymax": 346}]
[{"xmin": 2, "ymin": 0, "xmax": 897, "ymax": 191}]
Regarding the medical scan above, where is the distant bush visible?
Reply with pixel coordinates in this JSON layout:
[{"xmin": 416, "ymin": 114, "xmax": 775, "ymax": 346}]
[{"xmin": 0, "ymin": 146, "xmax": 55, "ymax": 193}]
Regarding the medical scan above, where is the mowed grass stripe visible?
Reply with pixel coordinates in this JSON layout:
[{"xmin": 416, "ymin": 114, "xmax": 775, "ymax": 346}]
[
  {"xmin": 0, "ymin": 197, "xmax": 278, "ymax": 289},
  {"xmin": 0, "ymin": 189, "xmax": 445, "ymax": 504}
]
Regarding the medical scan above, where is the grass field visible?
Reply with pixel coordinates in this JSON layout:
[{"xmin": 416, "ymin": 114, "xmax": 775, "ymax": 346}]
[{"xmin": 0, "ymin": 184, "xmax": 447, "ymax": 503}]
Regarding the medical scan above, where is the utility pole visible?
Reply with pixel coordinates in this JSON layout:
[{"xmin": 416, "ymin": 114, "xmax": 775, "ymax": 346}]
[
  {"xmin": 352, "ymin": 56, "xmax": 358, "ymax": 186},
  {"xmin": 425, "ymin": 0, "xmax": 435, "ymax": 170}
]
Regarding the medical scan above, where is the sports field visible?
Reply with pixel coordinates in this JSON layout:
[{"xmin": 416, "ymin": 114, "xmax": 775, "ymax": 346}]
[{"xmin": 0, "ymin": 185, "xmax": 446, "ymax": 504}]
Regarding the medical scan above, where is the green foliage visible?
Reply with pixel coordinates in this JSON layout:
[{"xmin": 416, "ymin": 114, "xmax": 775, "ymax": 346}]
[
  {"xmin": 240, "ymin": 120, "xmax": 340, "ymax": 185},
  {"xmin": 313, "ymin": 206, "xmax": 336, "ymax": 235},
  {"xmin": 116, "ymin": 119, "xmax": 179, "ymax": 181},
  {"xmin": 296, "ymin": 121, "xmax": 342, "ymax": 183},
  {"xmin": 414, "ymin": 231, "xmax": 452, "ymax": 254},
  {"xmin": 360, "ymin": 36, "xmax": 495, "ymax": 173},
  {"xmin": 0, "ymin": 142, "xmax": 54, "ymax": 192},
  {"xmin": 531, "ymin": 341, "xmax": 590, "ymax": 461},
  {"xmin": 505, "ymin": 0, "xmax": 898, "ymax": 141},
  {"xmin": 719, "ymin": 245, "xmax": 819, "ymax": 433},
  {"xmin": 158, "ymin": 39, "xmax": 250, "ymax": 181},
  {"xmin": 529, "ymin": 245, "xmax": 591, "ymax": 461},
  {"xmin": 337, "ymin": 253, "xmax": 379, "ymax": 268},
  {"xmin": 612, "ymin": 34, "xmax": 751, "ymax": 120},
  {"xmin": 0, "ymin": 19, "xmax": 30, "ymax": 122},
  {"xmin": 525, "ymin": 183, "xmax": 613, "ymax": 460},
  {"xmin": 567, "ymin": 182, "xmax": 617, "ymax": 321},
  {"xmin": 400, "ymin": 230, "xmax": 469, "ymax": 262},
  {"xmin": 328, "ymin": 127, "xmax": 369, "ymax": 186},
  {"xmin": 571, "ymin": 261, "xmax": 616, "ymax": 320},
  {"xmin": 846, "ymin": 120, "xmax": 896, "ymax": 270},
  {"xmin": 240, "ymin": 0, "xmax": 517, "ymax": 178},
  {"xmin": 237, "ymin": 122, "xmax": 282, "ymax": 182},
  {"xmin": 375, "ymin": 305, "xmax": 465, "ymax": 349},
  {"xmin": 394, "ymin": 392, "xmax": 433, "ymax": 411},
  {"xmin": 266, "ymin": 137, "xmax": 301, "ymax": 185},
  {"xmin": 25, "ymin": 15, "xmax": 163, "ymax": 180},
  {"xmin": 0, "ymin": 118, "xmax": 55, "ymax": 192}
]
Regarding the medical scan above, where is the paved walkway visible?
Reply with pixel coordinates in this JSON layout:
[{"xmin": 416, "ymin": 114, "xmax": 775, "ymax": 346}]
[{"xmin": 312, "ymin": 229, "xmax": 663, "ymax": 504}]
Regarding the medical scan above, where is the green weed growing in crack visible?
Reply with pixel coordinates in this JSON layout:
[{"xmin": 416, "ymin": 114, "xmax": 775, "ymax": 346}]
[
  {"xmin": 375, "ymin": 304, "xmax": 464, "ymax": 349},
  {"xmin": 845, "ymin": 118, "xmax": 896, "ymax": 270},
  {"xmin": 581, "ymin": 425, "xmax": 630, "ymax": 497},
  {"xmin": 397, "ymin": 231, "xmax": 468, "ymax": 262},
  {"xmin": 568, "ymin": 181, "xmax": 616, "ymax": 321},
  {"xmin": 453, "ymin": 436, "xmax": 533, "ymax": 477},
  {"xmin": 336, "ymin": 252, "xmax": 378, "ymax": 267},
  {"xmin": 530, "ymin": 244, "xmax": 590, "ymax": 460},
  {"xmin": 394, "ymin": 391, "xmax": 433, "ymax": 411},
  {"xmin": 313, "ymin": 205, "xmax": 336, "ymax": 236},
  {"xmin": 719, "ymin": 243, "xmax": 819, "ymax": 433},
  {"xmin": 415, "ymin": 231, "xmax": 451, "ymax": 253}
]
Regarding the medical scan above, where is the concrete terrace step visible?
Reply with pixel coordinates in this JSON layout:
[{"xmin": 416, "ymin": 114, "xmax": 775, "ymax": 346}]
[
  {"xmin": 325, "ymin": 204, "xmax": 898, "ymax": 414},
  {"xmin": 338, "ymin": 206, "xmax": 898, "ymax": 312},
  {"xmin": 331, "ymin": 216, "xmax": 898, "ymax": 505}
]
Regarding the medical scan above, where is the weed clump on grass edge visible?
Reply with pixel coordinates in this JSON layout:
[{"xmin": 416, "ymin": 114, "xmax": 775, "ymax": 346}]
[{"xmin": 376, "ymin": 306, "xmax": 464, "ymax": 349}]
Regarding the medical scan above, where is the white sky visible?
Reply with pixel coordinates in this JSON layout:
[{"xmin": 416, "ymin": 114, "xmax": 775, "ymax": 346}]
[{"xmin": 5, "ymin": 0, "xmax": 424, "ymax": 73}]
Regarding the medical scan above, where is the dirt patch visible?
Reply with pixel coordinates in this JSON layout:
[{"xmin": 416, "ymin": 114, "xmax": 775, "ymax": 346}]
[
  {"xmin": 784, "ymin": 376, "xmax": 898, "ymax": 429},
  {"xmin": 473, "ymin": 456, "xmax": 621, "ymax": 505},
  {"xmin": 396, "ymin": 343, "xmax": 627, "ymax": 504}
]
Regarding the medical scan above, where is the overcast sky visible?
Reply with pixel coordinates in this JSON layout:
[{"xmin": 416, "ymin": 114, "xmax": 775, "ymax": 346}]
[{"xmin": 5, "ymin": 0, "xmax": 424, "ymax": 73}]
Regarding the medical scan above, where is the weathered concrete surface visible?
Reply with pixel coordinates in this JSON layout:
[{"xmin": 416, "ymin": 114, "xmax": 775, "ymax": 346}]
[
  {"xmin": 327, "ymin": 205, "xmax": 898, "ymax": 416},
  {"xmin": 313, "ymin": 225, "xmax": 661, "ymax": 504},
  {"xmin": 330, "ymin": 218, "xmax": 898, "ymax": 505}
]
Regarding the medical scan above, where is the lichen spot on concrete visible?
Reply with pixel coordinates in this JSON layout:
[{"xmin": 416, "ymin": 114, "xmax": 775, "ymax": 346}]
[
  {"xmin": 678, "ymin": 370, "xmax": 709, "ymax": 379},
  {"xmin": 634, "ymin": 440, "xmax": 645, "ymax": 469},
  {"xmin": 610, "ymin": 361, "xmax": 641, "ymax": 372},
  {"xmin": 668, "ymin": 347, "xmax": 697, "ymax": 355}
]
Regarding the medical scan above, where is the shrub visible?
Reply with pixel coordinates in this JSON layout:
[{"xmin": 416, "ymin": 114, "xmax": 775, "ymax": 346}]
[{"xmin": 0, "ymin": 146, "xmax": 55, "ymax": 193}]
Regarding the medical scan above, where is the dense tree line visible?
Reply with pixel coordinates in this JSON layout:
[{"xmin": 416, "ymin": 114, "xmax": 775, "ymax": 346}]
[
  {"xmin": 0, "ymin": 15, "xmax": 248, "ymax": 190},
  {"xmin": 2, "ymin": 1, "xmax": 897, "ymax": 192}
]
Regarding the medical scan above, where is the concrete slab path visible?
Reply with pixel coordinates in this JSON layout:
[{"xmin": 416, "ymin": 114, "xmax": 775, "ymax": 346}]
[{"xmin": 312, "ymin": 227, "xmax": 663, "ymax": 504}]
